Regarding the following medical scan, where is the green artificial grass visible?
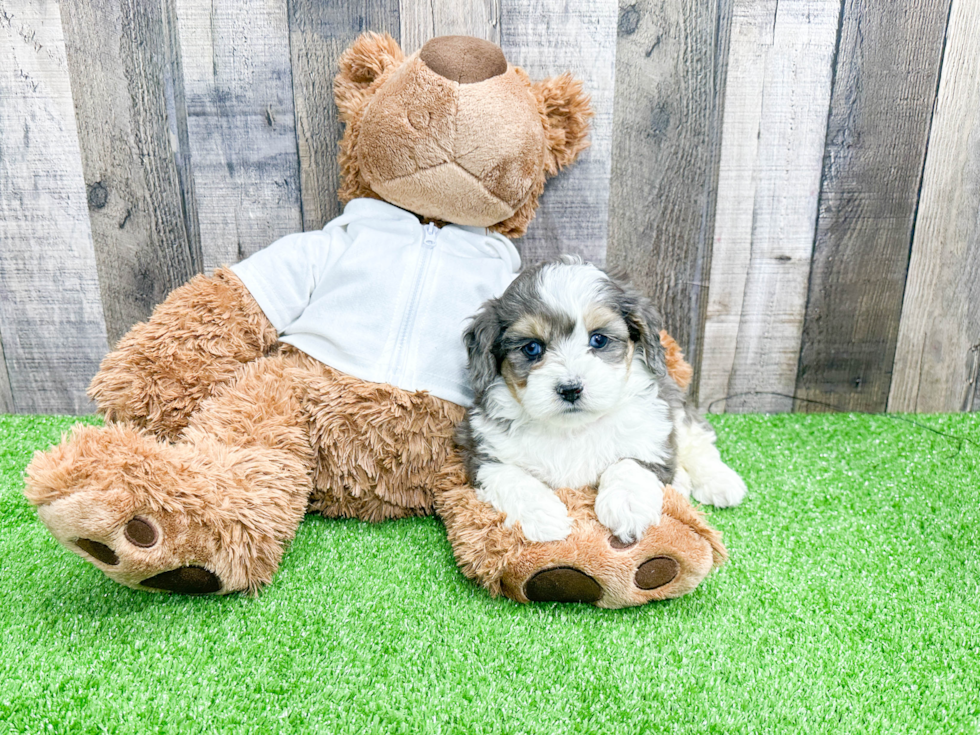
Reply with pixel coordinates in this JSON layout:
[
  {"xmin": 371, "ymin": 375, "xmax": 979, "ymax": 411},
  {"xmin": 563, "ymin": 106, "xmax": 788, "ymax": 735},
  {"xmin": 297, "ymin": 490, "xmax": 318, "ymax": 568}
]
[{"xmin": 0, "ymin": 412, "xmax": 977, "ymax": 734}]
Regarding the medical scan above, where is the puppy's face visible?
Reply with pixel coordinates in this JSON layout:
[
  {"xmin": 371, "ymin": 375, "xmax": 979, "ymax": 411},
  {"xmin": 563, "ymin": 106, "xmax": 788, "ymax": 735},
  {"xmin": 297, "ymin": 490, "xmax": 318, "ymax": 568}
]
[{"xmin": 466, "ymin": 259, "xmax": 667, "ymax": 423}]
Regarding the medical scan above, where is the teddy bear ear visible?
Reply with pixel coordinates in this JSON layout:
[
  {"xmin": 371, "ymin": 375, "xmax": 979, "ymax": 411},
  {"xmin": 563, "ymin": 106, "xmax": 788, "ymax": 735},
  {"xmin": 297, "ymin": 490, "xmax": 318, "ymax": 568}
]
[
  {"xmin": 531, "ymin": 72, "xmax": 594, "ymax": 176},
  {"xmin": 334, "ymin": 32, "xmax": 405, "ymax": 121}
]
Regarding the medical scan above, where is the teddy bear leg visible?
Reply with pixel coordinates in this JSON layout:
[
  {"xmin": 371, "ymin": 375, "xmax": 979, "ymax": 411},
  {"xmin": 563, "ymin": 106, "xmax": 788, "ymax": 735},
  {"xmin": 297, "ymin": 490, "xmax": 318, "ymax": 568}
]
[
  {"xmin": 88, "ymin": 268, "xmax": 279, "ymax": 441},
  {"xmin": 434, "ymin": 457, "xmax": 726, "ymax": 608},
  {"xmin": 25, "ymin": 352, "xmax": 315, "ymax": 594}
]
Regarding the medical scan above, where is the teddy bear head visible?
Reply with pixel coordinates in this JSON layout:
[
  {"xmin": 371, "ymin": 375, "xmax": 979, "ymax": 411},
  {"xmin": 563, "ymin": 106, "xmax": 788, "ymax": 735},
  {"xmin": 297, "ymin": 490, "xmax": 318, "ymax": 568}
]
[{"xmin": 333, "ymin": 33, "xmax": 593, "ymax": 238}]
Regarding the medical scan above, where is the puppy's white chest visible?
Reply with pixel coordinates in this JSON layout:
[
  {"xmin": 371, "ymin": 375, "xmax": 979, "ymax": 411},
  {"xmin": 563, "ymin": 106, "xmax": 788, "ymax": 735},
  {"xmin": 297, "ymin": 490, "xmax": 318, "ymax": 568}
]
[{"xmin": 481, "ymin": 396, "xmax": 672, "ymax": 489}]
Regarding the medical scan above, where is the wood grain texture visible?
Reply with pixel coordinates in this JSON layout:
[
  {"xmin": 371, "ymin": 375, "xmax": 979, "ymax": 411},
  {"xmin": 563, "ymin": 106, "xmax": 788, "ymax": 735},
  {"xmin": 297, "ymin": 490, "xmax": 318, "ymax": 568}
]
[
  {"xmin": 698, "ymin": 0, "xmax": 776, "ymax": 412},
  {"xmin": 795, "ymin": 0, "xmax": 951, "ymax": 413},
  {"xmin": 288, "ymin": 0, "xmax": 400, "ymax": 231},
  {"xmin": 499, "ymin": 0, "xmax": 618, "ymax": 266},
  {"xmin": 0, "ymin": 334, "xmax": 13, "ymax": 414},
  {"xmin": 0, "ymin": 0, "xmax": 109, "ymax": 414},
  {"xmin": 699, "ymin": 0, "xmax": 841, "ymax": 413},
  {"xmin": 60, "ymin": 0, "xmax": 202, "ymax": 347},
  {"xmin": 889, "ymin": 0, "xmax": 980, "ymax": 413},
  {"xmin": 174, "ymin": 0, "xmax": 302, "ymax": 272},
  {"xmin": 606, "ymin": 0, "xmax": 733, "ymax": 401},
  {"xmin": 399, "ymin": 0, "xmax": 500, "ymax": 52}
]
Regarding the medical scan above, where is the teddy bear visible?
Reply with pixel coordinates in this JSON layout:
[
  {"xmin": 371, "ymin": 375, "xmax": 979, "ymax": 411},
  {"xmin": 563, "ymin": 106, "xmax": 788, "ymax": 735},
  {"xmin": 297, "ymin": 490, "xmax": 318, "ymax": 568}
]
[{"xmin": 24, "ymin": 33, "xmax": 725, "ymax": 608}]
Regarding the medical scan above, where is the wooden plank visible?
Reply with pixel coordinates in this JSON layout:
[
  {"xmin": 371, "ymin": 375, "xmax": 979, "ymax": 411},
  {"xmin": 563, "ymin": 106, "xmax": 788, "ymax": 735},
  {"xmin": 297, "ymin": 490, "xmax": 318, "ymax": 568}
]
[
  {"xmin": 60, "ymin": 0, "xmax": 202, "ymax": 347},
  {"xmin": 697, "ymin": 0, "xmax": 771, "ymax": 413},
  {"xmin": 606, "ymin": 0, "xmax": 734, "ymax": 401},
  {"xmin": 0, "ymin": 333, "xmax": 13, "ymax": 414},
  {"xmin": 399, "ymin": 0, "xmax": 500, "ymax": 52},
  {"xmin": 174, "ymin": 0, "xmax": 303, "ymax": 272},
  {"xmin": 499, "ymin": 0, "xmax": 618, "ymax": 265},
  {"xmin": 795, "ymin": 0, "xmax": 952, "ymax": 413},
  {"xmin": 889, "ymin": 0, "xmax": 980, "ymax": 413},
  {"xmin": 698, "ymin": 0, "xmax": 841, "ymax": 413},
  {"xmin": 288, "ymin": 0, "xmax": 400, "ymax": 232},
  {"xmin": 0, "ymin": 0, "xmax": 109, "ymax": 414}
]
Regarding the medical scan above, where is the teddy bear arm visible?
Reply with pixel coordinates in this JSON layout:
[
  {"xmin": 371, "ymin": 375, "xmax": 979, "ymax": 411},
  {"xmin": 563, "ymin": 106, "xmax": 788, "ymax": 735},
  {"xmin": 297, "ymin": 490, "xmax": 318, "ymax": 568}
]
[{"xmin": 88, "ymin": 267, "xmax": 279, "ymax": 440}]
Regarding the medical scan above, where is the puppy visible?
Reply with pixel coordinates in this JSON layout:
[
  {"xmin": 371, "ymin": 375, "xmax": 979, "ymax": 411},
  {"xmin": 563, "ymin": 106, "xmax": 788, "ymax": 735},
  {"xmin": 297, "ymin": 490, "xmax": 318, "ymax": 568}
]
[{"xmin": 457, "ymin": 256, "xmax": 746, "ymax": 543}]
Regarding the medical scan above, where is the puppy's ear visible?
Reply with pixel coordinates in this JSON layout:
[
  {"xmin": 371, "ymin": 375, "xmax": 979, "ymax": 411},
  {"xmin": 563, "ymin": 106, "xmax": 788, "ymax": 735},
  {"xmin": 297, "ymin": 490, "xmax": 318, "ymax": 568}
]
[
  {"xmin": 615, "ymin": 280, "xmax": 667, "ymax": 379},
  {"xmin": 464, "ymin": 303, "xmax": 503, "ymax": 401},
  {"xmin": 531, "ymin": 73, "xmax": 593, "ymax": 176},
  {"xmin": 334, "ymin": 32, "xmax": 405, "ymax": 121}
]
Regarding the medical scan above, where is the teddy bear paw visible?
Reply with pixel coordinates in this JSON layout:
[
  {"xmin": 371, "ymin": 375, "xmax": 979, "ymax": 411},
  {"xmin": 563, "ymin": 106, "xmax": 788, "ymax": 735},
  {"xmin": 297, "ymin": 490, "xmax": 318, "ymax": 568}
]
[
  {"xmin": 34, "ymin": 489, "xmax": 227, "ymax": 595},
  {"xmin": 61, "ymin": 515, "xmax": 223, "ymax": 594},
  {"xmin": 499, "ymin": 487, "xmax": 721, "ymax": 608},
  {"xmin": 521, "ymin": 551, "xmax": 681, "ymax": 605},
  {"xmin": 25, "ymin": 424, "xmax": 238, "ymax": 594}
]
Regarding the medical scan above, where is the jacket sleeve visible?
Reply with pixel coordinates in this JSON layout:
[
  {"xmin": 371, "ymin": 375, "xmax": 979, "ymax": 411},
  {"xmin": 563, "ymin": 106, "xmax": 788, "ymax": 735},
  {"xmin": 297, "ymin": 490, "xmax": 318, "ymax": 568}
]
[{"xmin": 230, "ymin": 230, "xmax": 334, "ymax": 332}]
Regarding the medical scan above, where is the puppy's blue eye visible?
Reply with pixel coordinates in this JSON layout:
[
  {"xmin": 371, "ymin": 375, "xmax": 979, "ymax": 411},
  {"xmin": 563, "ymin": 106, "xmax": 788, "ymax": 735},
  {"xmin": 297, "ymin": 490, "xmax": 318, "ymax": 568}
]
[
  {"xmin": 522, "ymin": 341, "xmax": 543, "ymax": 358},
  {"xmin": 589, "ymin": 334, "xmax": 609, "ymax": 349}
]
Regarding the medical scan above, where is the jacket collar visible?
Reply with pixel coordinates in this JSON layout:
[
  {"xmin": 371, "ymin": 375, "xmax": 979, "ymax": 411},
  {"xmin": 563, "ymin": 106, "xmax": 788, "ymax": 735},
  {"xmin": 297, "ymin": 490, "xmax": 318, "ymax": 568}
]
[{"xmin": 336, "ymin": 198, "xmax": 521, "ymax": 273}]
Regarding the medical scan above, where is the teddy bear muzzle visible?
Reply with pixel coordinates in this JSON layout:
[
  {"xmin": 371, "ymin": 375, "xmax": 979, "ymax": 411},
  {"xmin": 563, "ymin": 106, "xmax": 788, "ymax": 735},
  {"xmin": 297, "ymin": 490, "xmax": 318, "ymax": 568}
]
[{"xmin": 355, "ymin": 44, "xmax": 546, "ymax": 227}]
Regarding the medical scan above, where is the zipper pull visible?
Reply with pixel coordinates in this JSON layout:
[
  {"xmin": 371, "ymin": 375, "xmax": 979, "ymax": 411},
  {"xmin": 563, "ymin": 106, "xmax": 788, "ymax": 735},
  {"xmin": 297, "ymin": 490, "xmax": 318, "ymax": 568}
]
[{"xmin": 422, "ymin": 223, "xmax": 438, "ymax": 249}]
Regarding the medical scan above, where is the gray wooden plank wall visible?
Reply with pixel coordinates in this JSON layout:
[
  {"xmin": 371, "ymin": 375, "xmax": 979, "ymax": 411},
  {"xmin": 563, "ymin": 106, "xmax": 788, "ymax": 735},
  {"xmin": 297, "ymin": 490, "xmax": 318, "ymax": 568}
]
[
  {"xmin": 795, "ymin": 0, "xmax": 952, "ymax": 413},
  {"xmin": 59, "ymin": 0, "xmax": 202, "ymax": 347},
  {"xmin": 288, "ymin": 0, "xmax": 400, "ymax": 231},
  {"xmin": 889, "ymin": 0, "xmax": 980, "ymax": 413},
  {"xmin": 175, "ymin": 0, "xmax": 303, "ymax": 272},
  {"xmin": 0, "ymin": 0, "xmax": 109, "ymax": 414},
  {"xmin": 607, "ymin": 0, "xmax": 733, "ymax": 401},
  {"xmin": 499, "ymin": 0, "xmax": 617, "ymax": 266},
  {"xmin": 0, "ymin": 0, "xmax": 977, "ymax": 415},
  {"xmin": 0, "ymin": 329, "xmax": 13, "ymax": 414},
  {"xmin": 700, "ymin": 0, "xmax": 843, "ymax": 414}
]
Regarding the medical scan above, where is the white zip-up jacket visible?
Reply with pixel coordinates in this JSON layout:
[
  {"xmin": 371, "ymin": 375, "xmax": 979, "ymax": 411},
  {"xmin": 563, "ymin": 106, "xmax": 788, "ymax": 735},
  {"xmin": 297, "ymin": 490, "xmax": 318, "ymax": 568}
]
[{"xmin": 231, "ymin": 198, "xmax": 522, "ymax": 407}]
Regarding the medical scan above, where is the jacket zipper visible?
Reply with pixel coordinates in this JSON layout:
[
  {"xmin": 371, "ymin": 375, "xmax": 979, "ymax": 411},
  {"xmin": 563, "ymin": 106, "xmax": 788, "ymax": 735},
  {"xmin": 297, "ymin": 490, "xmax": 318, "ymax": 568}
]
[{"xmin": 389, "ymin": 223, "xmax": 438, "ymax": 383}]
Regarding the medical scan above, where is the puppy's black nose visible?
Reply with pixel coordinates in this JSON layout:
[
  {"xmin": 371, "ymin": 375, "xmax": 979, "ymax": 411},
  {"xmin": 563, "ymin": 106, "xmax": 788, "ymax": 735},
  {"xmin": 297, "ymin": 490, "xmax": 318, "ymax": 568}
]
[{"xmin": 556, "ymin": 382, "xmax": 584, "ymax": 403}]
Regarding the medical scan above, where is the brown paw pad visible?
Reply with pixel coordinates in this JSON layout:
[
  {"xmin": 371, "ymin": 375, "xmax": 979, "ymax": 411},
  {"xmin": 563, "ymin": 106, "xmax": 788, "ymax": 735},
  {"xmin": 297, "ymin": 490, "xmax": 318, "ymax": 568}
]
[
  {"xmin": 75, "ymin": 539, "xmax": 119, "ymax": 566},
  {"xmin": 124, "ymin": 518, "xmax": 158, "ymax": 548},
  {"xmin": 525, "ymin": 567, "xmax": 602, "ymax": 603},
  {"xmin": 608, "ymin": 535, "xmax": 637, "ymax": 550},
  {"xmin": 635, "ymin": 556, "xmax": 680, "ymax": 590},
  {"xmin": 141, "ymin": 566, "xmax": 221, "ymax": 594}
]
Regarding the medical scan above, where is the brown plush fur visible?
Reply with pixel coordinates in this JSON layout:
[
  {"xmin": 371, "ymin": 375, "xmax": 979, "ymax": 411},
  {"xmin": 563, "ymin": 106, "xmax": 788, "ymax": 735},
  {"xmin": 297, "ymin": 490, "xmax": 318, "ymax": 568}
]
[
  {"xmin": 24, "ymin": 33, "xmax": 725, "ymax": 607},
  {"xmin": 88, "ymin": 267, "xmax": 279, "ymax": 441},
  {"xmin": 27, "ymin": 335, "xmax": 463, "ymax": 593},
  {"xmin": 659, "ymin": 329, "xmax": 693, "ymax": 392},
  {"xmin": 298, "ymin": 352, "xmax": 465, "ymax": 522}
]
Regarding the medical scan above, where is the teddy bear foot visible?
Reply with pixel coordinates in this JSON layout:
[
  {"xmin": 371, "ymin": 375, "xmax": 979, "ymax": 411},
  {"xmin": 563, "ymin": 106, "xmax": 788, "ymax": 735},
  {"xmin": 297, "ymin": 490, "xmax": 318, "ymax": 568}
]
[
  {"xmin": 439, "ymin": 481, "xmax": 726, "ymax": 609},
  {"xmin": 500, "ymin": 495, "xmax": 721, "ymax": 609},
  {"xmin": 24, "ymin": 424, "xmax": 232, "ymax": 593},
  {"xmin": 25, "ymin": 423, "xmax": 308, "ymax": 595},
  {"xmin": 70, "ymin": 521, "xmax": 223, "ymax": 594}
]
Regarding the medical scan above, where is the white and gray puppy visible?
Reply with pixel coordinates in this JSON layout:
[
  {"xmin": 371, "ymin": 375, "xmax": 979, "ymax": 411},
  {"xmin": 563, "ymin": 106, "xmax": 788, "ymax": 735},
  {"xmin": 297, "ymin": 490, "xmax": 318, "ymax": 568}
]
[{"xmin": 457, "ymin": 256, "xmax": 746, "ymax": 544}]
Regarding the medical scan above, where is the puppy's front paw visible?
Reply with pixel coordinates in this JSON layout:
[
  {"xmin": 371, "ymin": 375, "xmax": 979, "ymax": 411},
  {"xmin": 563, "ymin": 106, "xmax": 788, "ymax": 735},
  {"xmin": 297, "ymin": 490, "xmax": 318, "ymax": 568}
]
[
  {"xmin": 475, "ymin": 464, "xmax": 572, "ymax": 542},
  {"xmin": 595, "ymin": 460, "xmax": 664, "ymax": 544},
  {"xmin": 691, "ymin": 462, "xmax": 747, "ymax": 508},
  {"xmin": 510, "ymin": 491, "xmax": 573, "ymax": 543}
]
